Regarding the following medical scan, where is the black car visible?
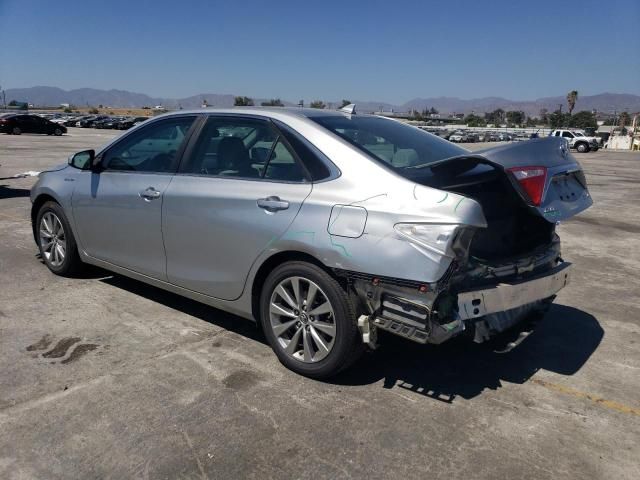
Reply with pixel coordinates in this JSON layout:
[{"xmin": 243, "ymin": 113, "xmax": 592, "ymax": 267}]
[
  {"xmin": 117, "ymin": 116, "xmax": 149, "ymax": 130},
  {"xmin": 96, "ymin": 117, "xmax": 127, "ymax": 129},
  {"xmin": 78, "ymin": 115, "xmax": 109, "ymax": 128},
  {"xmin": 0, "ymin": 114, "xmax": 67, "ymax": 135}
]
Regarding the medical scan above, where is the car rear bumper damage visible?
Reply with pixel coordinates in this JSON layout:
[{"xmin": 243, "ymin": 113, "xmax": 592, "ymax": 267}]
[{"xmin": 346, "ymin": 260, "xmax": 572, "ymax": 348}]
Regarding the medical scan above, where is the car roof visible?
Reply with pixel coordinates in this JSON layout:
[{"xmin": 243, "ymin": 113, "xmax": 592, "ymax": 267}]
[{"xmin": 156, "ymin": 106, "xmax": 373, "ymax": 121}]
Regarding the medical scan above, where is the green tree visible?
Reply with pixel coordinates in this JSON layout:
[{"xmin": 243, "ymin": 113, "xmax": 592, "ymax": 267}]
[
  {"xmin": 485, "ymin": 108, "xmax": 505, "ymax": 125},
  {"xmin": 339, "ymin": 99, "xmax": 351, "ymax": 108},
  {"xmin": 567, "ymin": 111, "xmax": 597, "ymax": 130},
  {"xmin": 539, "ymin": 108, "xmax": 549, "ymax": 125},
  {"xmin": 260, "ymin": 98, "xmax": 284, "ymax": 107},
  {"xmin": 506, "ymin": 110, "xmax": 524, "ymax": 126},
  {"xmin": 429, "ymin": 107, "xmax": 439, "ymax": 115},
  {"xmin": 549, "ymin": 110, "xmax": 571, "ymax": 129},
  {"xmin": 8, "ymin": 100, "xmax": 28, "ymax": 110},
  {"xmin": 309, "ymin": 100, "xmax": 326, "ymax": 109},
  {"xmin": 618, "ymin": 111, "xmax": 631, "ymax": 128},
  {"xmin": 566, "ymin": 90, "xmax": 578, "ymax": 115},
  {"xmin": 234, "ymin": 96, "xmax": 254, "ymax": 106},
  {"xmin": 463, "ymin": 113, "xmax": 486, "ymax": 127}
]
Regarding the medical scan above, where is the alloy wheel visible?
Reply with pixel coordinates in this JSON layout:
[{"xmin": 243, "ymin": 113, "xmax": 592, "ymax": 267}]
[
  {"xmin": 39, "ymin": 212, "xmax": 66, "ymax": 267},
  {"xmin": 269, "ymin": 276, "xmax": 336, "ymax": 363}
]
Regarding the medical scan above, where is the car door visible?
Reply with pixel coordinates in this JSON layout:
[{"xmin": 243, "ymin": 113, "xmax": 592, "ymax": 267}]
[
  {"xmin": 36, "ymin": 117, "xmax": 50, "ymax": 133},
  {"xmin": 71, "ymin": 115, "xmax": 198, "ymax": 280},
  {"xmin": 17, "ymin": 115, "xmax": 34, "ymax": 133},
  {"xmin": 162, "ymin": 115, "xmax": 312, "ymax": 300}
]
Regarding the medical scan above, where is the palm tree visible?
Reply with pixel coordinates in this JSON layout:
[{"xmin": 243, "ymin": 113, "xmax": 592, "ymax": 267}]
[{"xmin": 566, "ymin": 90, "xmax": 578, "ymax": 115}]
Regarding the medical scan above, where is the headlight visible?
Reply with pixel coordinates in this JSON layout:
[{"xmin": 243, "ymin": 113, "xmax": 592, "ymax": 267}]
[{"xmin": 394, "ymin": 223, "xmax": 459, "ymax": 257}]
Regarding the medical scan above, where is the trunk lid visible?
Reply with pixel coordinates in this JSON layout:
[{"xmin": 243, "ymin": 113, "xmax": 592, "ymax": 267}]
[
  {"xmin": 411, "ymin": 136, "xmax": 592, "ymax": 223},
  {"xmin": 468, "ymin": 137, "xmax": 592, "ymax": 222}
]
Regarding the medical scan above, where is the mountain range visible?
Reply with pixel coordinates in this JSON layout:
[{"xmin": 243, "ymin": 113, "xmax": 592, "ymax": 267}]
[{"xmin": 4, "ymin": 86, "xmax": 640, "ymax": 117}]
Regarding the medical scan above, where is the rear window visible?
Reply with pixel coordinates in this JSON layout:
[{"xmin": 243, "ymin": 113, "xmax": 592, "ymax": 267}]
[{"xmin": 310, "ymin": 115, "xmax": 466, "ymax": 170}]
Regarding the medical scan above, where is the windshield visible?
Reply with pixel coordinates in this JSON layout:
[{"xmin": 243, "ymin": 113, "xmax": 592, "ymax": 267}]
[
  {"xmin": 574, "ymin": 132, "xmax": 585, "ymax": 137},
  {"xmin": 310, "ymin": 115, "xmax": 466, "ymax": 170}
]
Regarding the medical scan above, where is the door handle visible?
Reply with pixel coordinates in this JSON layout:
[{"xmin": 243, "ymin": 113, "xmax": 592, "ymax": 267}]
[
  {"xmin": 139, "ymin": 187, "xmax": 161, "ymax": 201},
  {"xmin": 257, "ymin": 196, "xmax": 289, "ymax": 212}
]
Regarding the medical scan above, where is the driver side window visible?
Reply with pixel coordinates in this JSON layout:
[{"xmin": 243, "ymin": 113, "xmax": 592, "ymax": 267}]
[{"xmin": 102, "ymin": 116, "xmax": 196, "ymax": 173}]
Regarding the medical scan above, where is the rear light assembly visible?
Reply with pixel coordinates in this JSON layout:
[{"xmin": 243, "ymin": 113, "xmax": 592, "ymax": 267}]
[{"xmin": 507, "ymin": 166, "xmax": 547, "ymax": 206}]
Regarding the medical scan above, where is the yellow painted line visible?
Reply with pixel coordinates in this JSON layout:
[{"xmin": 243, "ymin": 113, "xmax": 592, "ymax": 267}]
[{"xmin": 531, "ymin": 378, "xmax": 640, "ymax": 417}]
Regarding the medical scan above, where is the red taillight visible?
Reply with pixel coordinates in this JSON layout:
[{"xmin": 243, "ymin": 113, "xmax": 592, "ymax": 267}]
[
  {"xmin": 0, "ymin": 119, "xmax": 7, "ymax": 124},
  {"xmin": 507, "ymin": 166, "xmax": 547, "ymax": 206}
]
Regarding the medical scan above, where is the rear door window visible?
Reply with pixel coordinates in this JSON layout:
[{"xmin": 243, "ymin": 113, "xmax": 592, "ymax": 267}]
[{"xmin": 181, "ymin": 116, "xmax": 308, "ymax": 182}]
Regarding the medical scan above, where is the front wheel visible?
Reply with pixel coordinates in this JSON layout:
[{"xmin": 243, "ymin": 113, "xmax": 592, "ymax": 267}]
[
  {"xmin": 53, "ymin": 128, "xmax": 63, "ymax": 136},
  {"xmin": 260, "ymin": 261, "xmax": 363, "ymax": 379},
  {"xmin": 36, "ymin": 201, "xmax": 83, "ymax": 276},
  {"xmin": 576, "ymin": 142, "xmax": 589, "ymax": 153}
]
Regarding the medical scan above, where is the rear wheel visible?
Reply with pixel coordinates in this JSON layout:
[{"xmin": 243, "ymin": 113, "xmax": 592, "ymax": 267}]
[
  {"xmin": 12, "ymin": 127, "xmax": 21, "ymax": 135},
  {"xmin": 576, "ymin": 142, "xmax": 589, "ymax": 153},
  {"xmin": 36, "ymin": 201, "xmax": 83, "ymax": 276},
  {"xmin": 260, "ymin": 261, "xmax": 363, "ymax": 378}
]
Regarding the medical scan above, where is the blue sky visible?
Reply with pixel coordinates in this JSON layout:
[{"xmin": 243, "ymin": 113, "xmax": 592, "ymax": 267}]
[{"xmin": 1, "ymin": 0, "xmax": 638, "ymax": 103}]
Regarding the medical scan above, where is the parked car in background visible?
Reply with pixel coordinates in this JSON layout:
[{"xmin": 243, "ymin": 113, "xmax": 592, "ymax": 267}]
[
  {"xmin": 498, "ymin": 132, "xmax": 512, "ymax": 141},
  {"xmin": 65, "ymin": 116, "xmax": 87, "ymax": 127},
  {"xmin": 30, "ymin": 107, "xmax": 592, "ymax": 378},
  {"xmin": 477, "ymin": 132, "xmax": 487, "ymax": 142},
  {"xmin": 0, "ymin": 114, "xmax": 67, "ymax": 135},
  {"xmin": 78, "ymin": 115, "xmax": 109, "ymax": 128},
  {"xmin": 448, "ymin": 131, "xmax": 468, "ymax": 142},
  {"xmin": 513, "ymin": 133, "xmax": 530, "ymax": 142},
  {"xmin": 488, "ymin": 132, "xmax": 500, "ymax": 142},
  {"xmin": 95, "ymin": 117, "xmax": 127, "ymax": 129},
  {"xmin": 549, "ymin": 129, "xmax": 599, "ymax": 153},
  {"xmin": 117, "ymin": 116, "xmax": 150, "ymax": 130}
]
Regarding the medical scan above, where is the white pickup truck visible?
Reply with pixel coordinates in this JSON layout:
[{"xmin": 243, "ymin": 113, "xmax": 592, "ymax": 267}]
[{"xmin": 549, "ymin": 129, "xmax": 599, "ymax": 152}]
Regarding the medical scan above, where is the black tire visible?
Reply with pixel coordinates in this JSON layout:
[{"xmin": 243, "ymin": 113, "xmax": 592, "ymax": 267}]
[
  {"xmin": 576, "ymin": 142, "xmax": 589, "ymax": 153},
  {"xmin": 12, "ymin": 127, "xmax": 21, "ymax": 135},
  {"xmin": 36, "ymin": 201, "xmax": 84, "ymax": 276},
  {"xmin": 53, "ymin": 128, "xmax": 63, "ymax": 136},
  {"xmin": 259, "ymin": 261, "xmax": 363, "ymax": 379}
]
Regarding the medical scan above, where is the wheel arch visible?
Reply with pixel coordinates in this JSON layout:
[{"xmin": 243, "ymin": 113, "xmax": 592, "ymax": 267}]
[
  {"xmin": 250, "ymin": 250, "xmax": 345, "ymax": 322},
  {"xmin": 31, "ymin": 193, "xmax": 60, "ymax": 243}
]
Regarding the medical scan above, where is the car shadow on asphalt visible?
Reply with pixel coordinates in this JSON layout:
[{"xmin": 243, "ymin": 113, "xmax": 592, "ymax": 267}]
[
  {"xmin": 99, "ymin": 273, "xmax": 265, "ymax": 343},
  {"xmin": 332, "ymin": 304, "xmax": 603, "ymax": 401},
  {"xmin": 96, "ymin": 272, "xmax": 602, "ymax": 402},
  {"xmin": 0, "ymin": 183, "xmax": 31, "ymax": 199}
]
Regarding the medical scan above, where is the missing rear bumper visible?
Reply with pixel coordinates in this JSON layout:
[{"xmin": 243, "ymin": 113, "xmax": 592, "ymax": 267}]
[{"xmin": 456, "ymin": 262, "xmax": 571, "ymax": 321}]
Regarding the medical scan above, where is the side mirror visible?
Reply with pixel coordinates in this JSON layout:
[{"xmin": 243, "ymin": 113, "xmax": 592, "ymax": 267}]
[{"xmin": 68, "ymin": 149, "xmax": 95, "ymax": 170}]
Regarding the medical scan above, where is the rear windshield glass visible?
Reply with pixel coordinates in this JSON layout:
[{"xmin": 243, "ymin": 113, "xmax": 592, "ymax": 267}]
[{"xmin": 309, "ymin": 115, "xmax": 466, "ymax": 170}]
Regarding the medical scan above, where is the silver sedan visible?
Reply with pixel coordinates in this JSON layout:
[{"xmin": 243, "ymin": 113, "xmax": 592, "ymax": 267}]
[{"xmin": 30, "ymin": 105, "xmax": 592, "ymax": 378}]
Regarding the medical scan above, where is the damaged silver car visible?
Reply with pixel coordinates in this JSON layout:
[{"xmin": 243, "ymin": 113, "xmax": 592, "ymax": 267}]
[{"xmin": 30, "ymin": 105, "xmax": 592, "ymax": 378}]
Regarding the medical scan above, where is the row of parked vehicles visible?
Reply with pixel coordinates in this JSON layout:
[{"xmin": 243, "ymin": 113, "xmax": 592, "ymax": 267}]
[
  {"xmin": 48, "ymin": 114, "xmax": 150, "ymax": 130},
  {"xmin": 424, "ymin": 129, "xmax": 523, "ymax": 143},
  {"xmin": 425, "ymin": 128, "xmax": 599, "ymax": 151},
  {"xmin": 0, "ymin": 112, "xmax": 151, "ymax": 135}
]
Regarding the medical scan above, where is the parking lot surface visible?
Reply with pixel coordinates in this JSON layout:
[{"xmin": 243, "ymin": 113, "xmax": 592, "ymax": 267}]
[{"xmin": 1, "ymin": 129, "xmax": 639, "ymax": 479}]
